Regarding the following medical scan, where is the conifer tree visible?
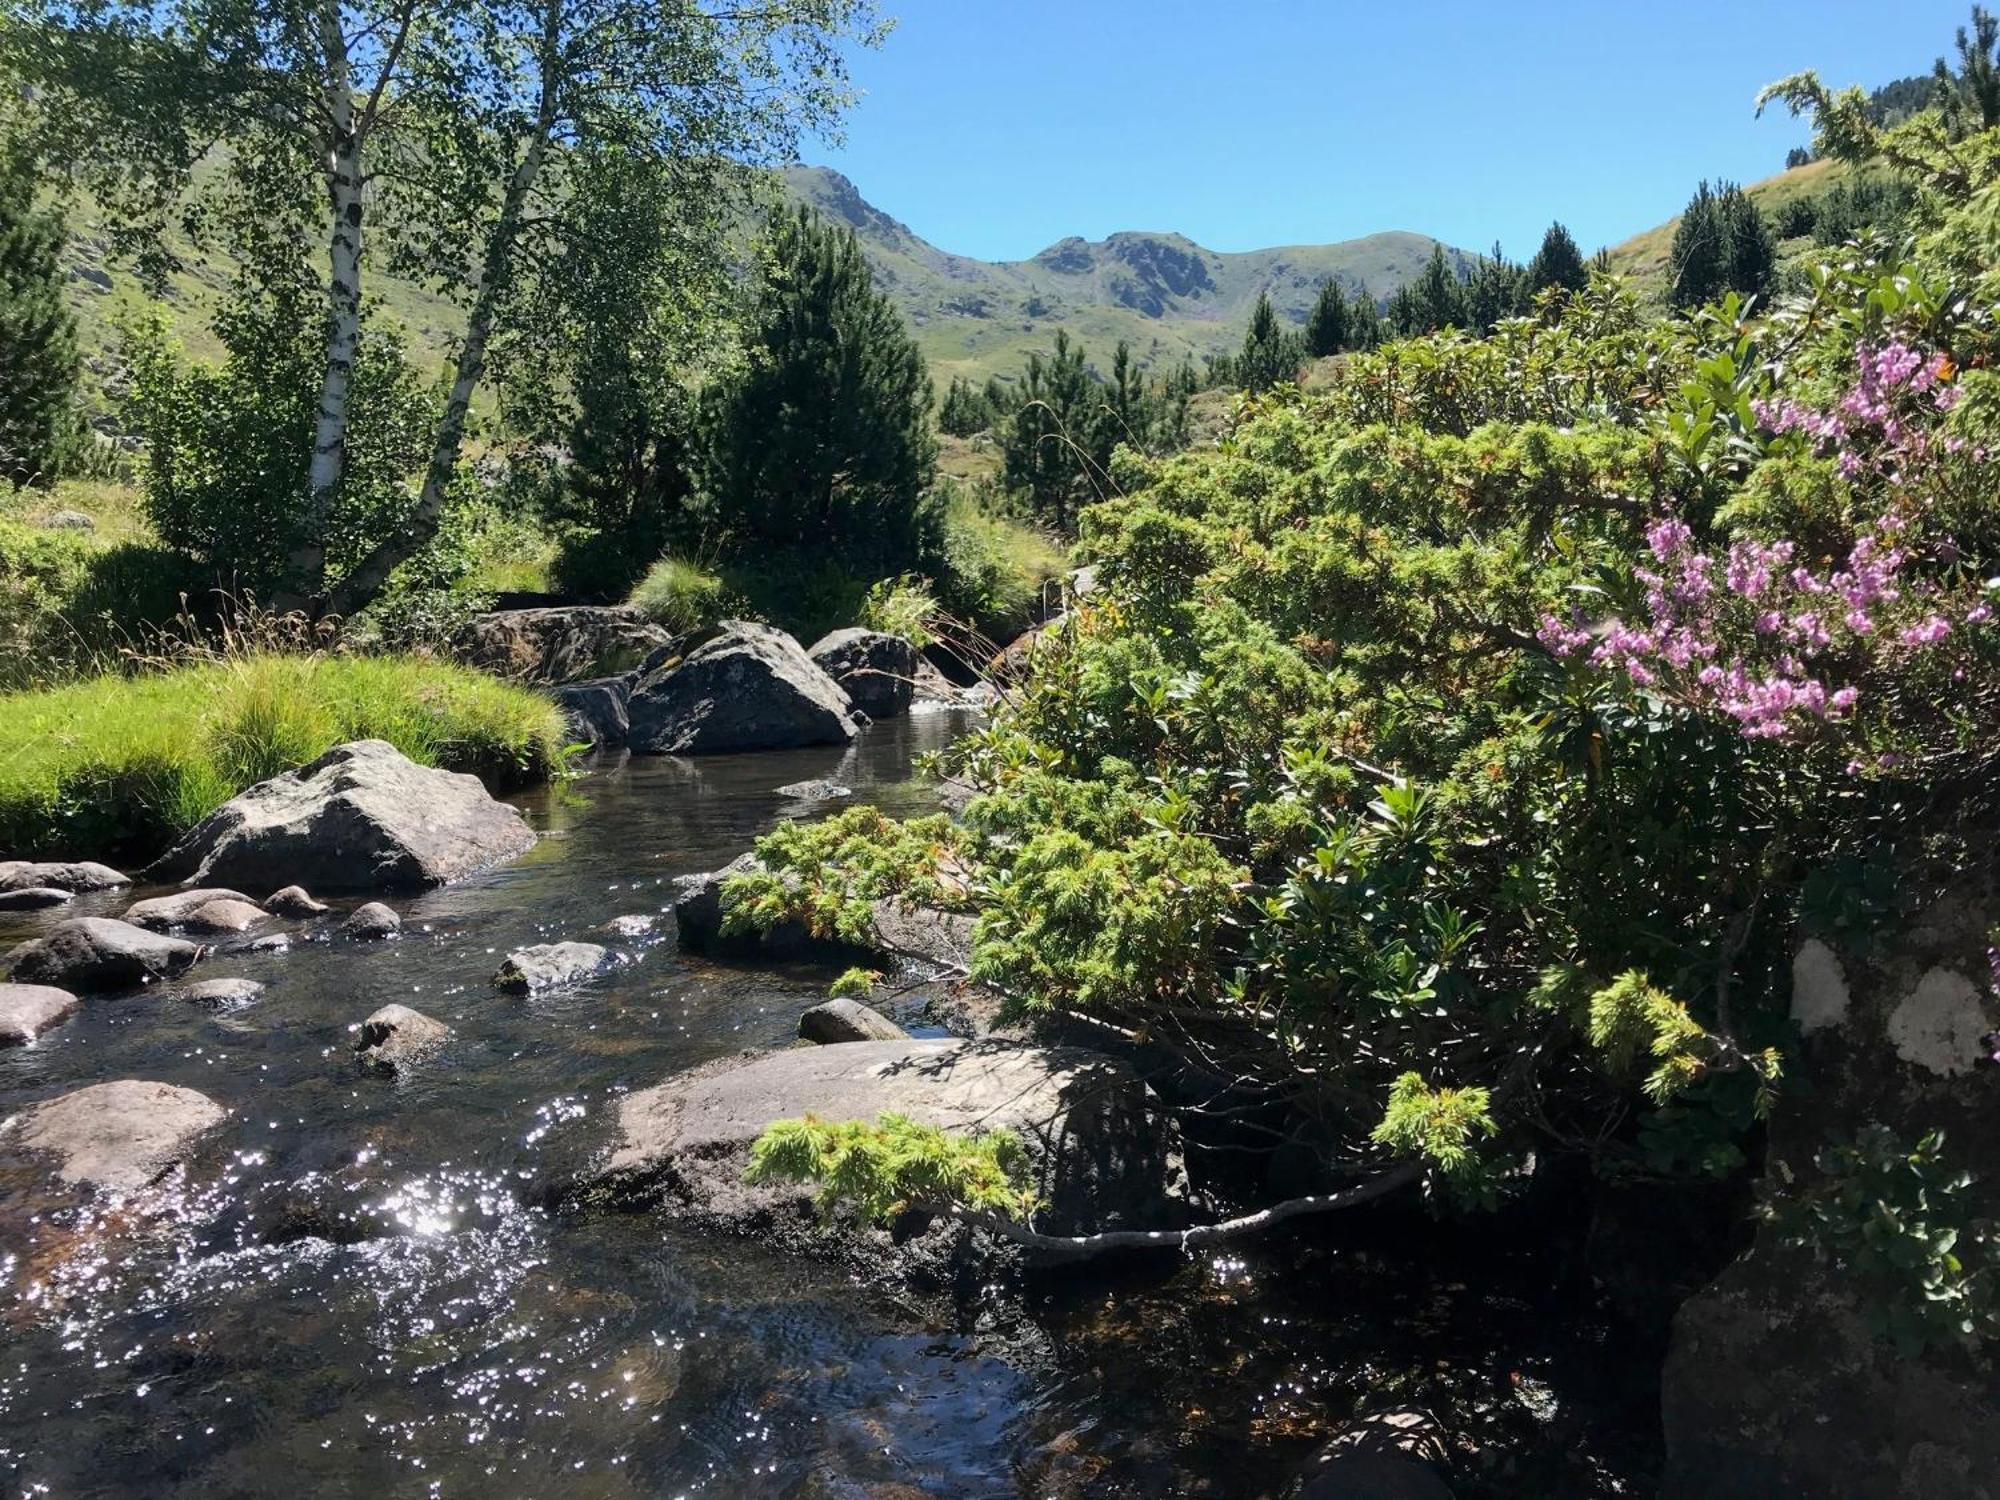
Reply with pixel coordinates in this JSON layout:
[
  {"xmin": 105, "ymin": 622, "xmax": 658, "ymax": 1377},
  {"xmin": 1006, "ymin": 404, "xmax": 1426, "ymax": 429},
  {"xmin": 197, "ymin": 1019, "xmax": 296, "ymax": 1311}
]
[
  {"xmin": 1238, "ymin": 291, "xmax": 1295, "ymax": 393},
  {"xmin": 703, "ymin": 207, "xmax": 938, "ymax": 567},
  {"xmin": 1003, "ymin": 329, "xmax": 1097, "ymax": 530},
  {"xmin": 1348, "ymin": 285, "xmax": 1383, "ymax": 349},
  {"xmin": 1522, "ymin": 221, "xmax": 1589, "ymax": 299},
  {"xmin": 1305, "ymin": 277, "xmax": 1350, "ymax": 357},
  {"xmin": 0, "ymin": 143, "xmax": 79, "ymax": 487},
  {"xmin": 1465, "ymin": 241, "xmax": 1524, "ymax": 332},
  {"xmin": 938, "ymin": 375, "xmax": 996, "ymax": 437},
  {"xmin": 1670, "ymin": 180, "xmax": 1777, "ymax": 308}
]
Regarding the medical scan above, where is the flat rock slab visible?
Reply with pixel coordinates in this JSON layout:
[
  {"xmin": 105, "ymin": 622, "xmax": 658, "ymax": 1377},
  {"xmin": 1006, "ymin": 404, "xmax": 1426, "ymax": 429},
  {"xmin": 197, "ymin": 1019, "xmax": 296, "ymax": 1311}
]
[
  {"xmin": 0, "ymin": 887, "xmax": 73, "ymax": 911},
  {"xmin": 0, "ymin": 861, "xmax": 130, "ymax": 894},
  {"xmin": 4, "ymin": 918, "xmax": 203, "ymax": 992},
  {"xmin": 124, "ymin": 888, "xmax": 257, "ymax": 930},
  {"xmin": 799, "ymin": 997, "xmax": 908, "ymax": 1044},
  {"xmin": 147, "ymin": 739, "xmax": 536, "ymax": 892},
  {"xmin": 455, "ymin": 606, "xmax": 671, "ymax": 684},
  {"xmin": 3, "ymin": 1080, "xmax": 226, "ymax": 1191},
  {"xmin": 494, "ymin": 941, "xmax": 611, "ymax": 993},
  {"xmin": 599, "ymin": 1039, "xmax": 1179, "ymax": 1235},
  {"xmin": 0, "ymin": 983, "xmax": 81, "ymax": 1045},
  {"xmin": 627, "ymin": 621, "xmax": 859, "ymax": 755},
  {"xmin": 807, "ymin": 628, "xmax": 920, "ymax": 721},
  {"xmin": 354, "ymin": 1003, "xmax": 448, "ymax": 1073}
]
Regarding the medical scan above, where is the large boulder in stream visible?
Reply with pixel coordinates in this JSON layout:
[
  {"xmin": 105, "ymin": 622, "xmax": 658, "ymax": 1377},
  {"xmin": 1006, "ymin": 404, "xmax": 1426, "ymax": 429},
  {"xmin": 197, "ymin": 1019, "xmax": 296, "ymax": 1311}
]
[
  {"xmin": 0, "ymin": 983, "xmax": 81, "ymax": 1045},
  {"xmin": 1660, "ymin": 896, "xmax": 2000, "ymax": 1499},
  {"xmin": 146, "ymin": 740, "xmax": 536, "ymax": 892},
  {"xmin": 626, "ymin": 621, "xmax": 860, "ymax": 755},
  {"xmin": 2, "ymin": 1080, "xmax": 226, "ymax": 1191},
  {"xmin": 3, "ymin": 918, "xmax": 202, "ymax": 991},
  {"xmin": 807, "ymin": 628, "xmax": 919, "ymax": 720},
  {"xmin": 454, "ymin": 605, "xmax": 671, "ymax": 684},
  {"xmin": 494, "ymin": 941, "xmax": 611, "ymax": 993},
  {"xmin": 593, "ymin": 1039, "xmax": 1182, "ymax": 1245},
  {"xmin": 123, "ymin": 888, "xmax": 266, "ymax": 934},
  {"xmin": 674, "ymin": 859, "xmax": 972, "ymax": 971},
  {"xmin": 551, "ymin": 675, "xmax": 631, "ymax": 748}
]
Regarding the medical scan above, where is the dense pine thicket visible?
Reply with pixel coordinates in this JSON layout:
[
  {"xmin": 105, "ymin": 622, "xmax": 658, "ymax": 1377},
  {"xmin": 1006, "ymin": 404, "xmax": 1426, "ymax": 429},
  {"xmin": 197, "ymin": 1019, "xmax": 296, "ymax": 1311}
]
[
  {"xmin": 736, "ymin": 44, "xmax": 2000, "ymax": 1349},
  {"xmin": 0, "ymin": 139, "xmax": 79, "ymax": 487}
]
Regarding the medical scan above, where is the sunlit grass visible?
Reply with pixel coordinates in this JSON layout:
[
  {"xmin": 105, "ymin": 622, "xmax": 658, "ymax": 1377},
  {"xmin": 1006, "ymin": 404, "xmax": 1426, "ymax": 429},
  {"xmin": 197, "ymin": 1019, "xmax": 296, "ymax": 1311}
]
[{"xmin": 0, "ymin": 653, "xmax": 566, "ymax": 860}]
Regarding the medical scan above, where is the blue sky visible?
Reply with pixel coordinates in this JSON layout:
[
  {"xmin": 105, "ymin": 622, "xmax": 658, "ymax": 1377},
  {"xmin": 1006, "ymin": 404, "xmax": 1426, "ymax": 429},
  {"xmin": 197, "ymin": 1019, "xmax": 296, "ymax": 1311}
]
[{"xmin": 812, "ymin": 0, "xmax": 1972, "ymax": 261}]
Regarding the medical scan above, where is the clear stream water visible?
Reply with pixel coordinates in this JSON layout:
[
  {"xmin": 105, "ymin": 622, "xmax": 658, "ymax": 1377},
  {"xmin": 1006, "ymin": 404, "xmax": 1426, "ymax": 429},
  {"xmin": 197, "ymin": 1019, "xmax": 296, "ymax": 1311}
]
[{"xmin": 0, "ymin": 715, "xmax": 1659, "ymax": 1498}]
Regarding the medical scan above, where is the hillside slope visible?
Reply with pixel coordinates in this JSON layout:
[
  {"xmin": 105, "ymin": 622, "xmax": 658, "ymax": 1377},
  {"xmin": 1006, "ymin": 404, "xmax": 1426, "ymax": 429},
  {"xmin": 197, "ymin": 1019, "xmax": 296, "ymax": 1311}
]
[{"xmin": 783, "ymin": 165, "xmax": 1468, "ymax": 381}]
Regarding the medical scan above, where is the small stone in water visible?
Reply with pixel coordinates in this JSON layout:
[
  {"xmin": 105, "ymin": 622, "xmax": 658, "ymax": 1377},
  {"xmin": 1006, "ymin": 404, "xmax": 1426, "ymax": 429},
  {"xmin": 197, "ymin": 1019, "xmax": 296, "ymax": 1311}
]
[{"xmin": 340, "ymin": 903, "xmax": 402, "ymax": 941}]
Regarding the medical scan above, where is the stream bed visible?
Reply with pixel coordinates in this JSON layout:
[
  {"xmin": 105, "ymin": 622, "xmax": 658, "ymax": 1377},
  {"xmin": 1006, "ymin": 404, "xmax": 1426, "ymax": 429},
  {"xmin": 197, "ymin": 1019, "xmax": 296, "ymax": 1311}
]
[{"xmin": 0, "ymin": 714, "xmax": 1661, "ymax": 1497}]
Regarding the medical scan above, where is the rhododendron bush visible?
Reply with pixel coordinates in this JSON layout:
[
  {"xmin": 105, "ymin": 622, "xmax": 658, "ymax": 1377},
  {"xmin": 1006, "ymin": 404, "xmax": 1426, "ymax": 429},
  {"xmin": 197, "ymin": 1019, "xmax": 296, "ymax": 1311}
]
[{"xmin": 740, "ymin": 84, "xmax": 2000, "ymax": 1342}]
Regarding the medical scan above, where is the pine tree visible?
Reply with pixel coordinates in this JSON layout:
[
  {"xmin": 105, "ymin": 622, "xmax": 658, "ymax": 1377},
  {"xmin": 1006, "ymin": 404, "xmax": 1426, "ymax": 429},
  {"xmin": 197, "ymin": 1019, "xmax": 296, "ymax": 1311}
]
[
  {"xmin": 1304, "ymin": 277, "xmax": 1351, "ymax": 357},
  {"xmin": 1348, "ymin": 285, "xmax": 1383, "ymax": 349},
  {"xmin": 1465, "ymin": 241, "xmax": 1524, "ymax": 332},
  {"xmin": 703, "ymin": 207, "xmax": 938, "ymax": 567},
  {"xmin": 1239, "ymin": 291, "xmax": 1295, "ymax": 393},
  {"xmin": 0, "ymin": 144, "xmax": 80, "ymax": 487},
  {"xmin": 1003, "ymin": 329, "xmax": 1097, "ymax": 530},
  {"xmin": 1522, "ymin": 221, "xmax": 1589, "ymax": 300},
  {"xmin": 938, "ymin": 375, "xmax": 996, "ymax": 437},
  {"xmin": 1670, "ymin": 181, "xmax": 1776, "ymax": 308},
  {"xmin": 1669, "ymin": 181, "xmax": 1726, "ymax": 309}
]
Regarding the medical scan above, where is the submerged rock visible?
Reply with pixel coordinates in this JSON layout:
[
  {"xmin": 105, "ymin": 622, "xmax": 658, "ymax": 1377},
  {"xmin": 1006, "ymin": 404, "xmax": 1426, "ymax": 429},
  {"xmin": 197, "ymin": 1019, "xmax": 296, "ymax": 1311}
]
[
  {"xmin": 339, "ymin": 902, "xmax": 402, "ymax": 941},
  {"xmin": 627, "ymin": 621, "xmax": 859, "ymax": 755},
  {"xmin": 3, "ymin": 918, "xmax": 202, "ymax": 991},
  {"xmin": 807, "ymin": 628, "xmax": 919, "ymax": 720},
  {"xmin": 175, "ymin": 977, "xmax": 266, "ymax": 1011},
  {"xmin": 595, "ymin": 1039, "xmax": 1180, "ymax": 1241},
  {"xmin": 353, "ymin": 1003, "xmax": 449, "ymax": 1073},
  {"xmin": 455, "ymin": 605, "xmax": 671, "ymax": 684},
  {"xmin": 147, "ymin": 740, "xmax": 537, "ymax": 892},
  {"xmin": 1302, "ymin": 1410, "xmax": 1455, "ymax": 1500},
  {"xmin": 0, "ymin": 860, "xmax": 130, "ymax": 894},
  {"xmin": 798, "ymin": 997, "xmax": 908, "ymax": 1044},
  {"xmin": 774, "ymin": 778, "xmax": 852, "ymax": 802},
  {"xmin": 0, "ymin": 982, "xmax": 81, "ymax": 1045},
  {"xmin": 0, "ymin": 886, "xmax": 72, "ymax": 911},
  {"xmin": 494, "ymin": 941, "xmax": 611, "ymax": 993},
  {"xmin": 604, "ymin": 913, "xmax": 658, "ymax": 939},
  {"xmin": 263, "ymin": 885, "xmax": 328, "ymax": 917},
  {"xmin": 2, "ymin": 1080, "xmax": 226, "ymax": 1191}
]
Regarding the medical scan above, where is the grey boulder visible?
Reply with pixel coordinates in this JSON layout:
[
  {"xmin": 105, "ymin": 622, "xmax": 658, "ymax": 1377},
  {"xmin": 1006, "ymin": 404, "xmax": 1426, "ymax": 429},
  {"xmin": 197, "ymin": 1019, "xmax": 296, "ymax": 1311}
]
[
  {"xmin": 596, "ymin": 1039, "xmax": 1180, "ymax": 1240},
  {"xmin": 774, "ymin": 778, "xmax": 852, "ymax": 802},
  {"xmin": 4, "ymin": 918, "xmax": 202, "ymax": 991},
  {"xmin": 354, "ymin": 1003, "xmax": 449, "ymax": 1073},
  {"xmin": 0, "ymin": 860, "xmax": 130, "ymax": 894},
  {"xmin": 263, "ymin": 885, "xmax": 328, "ymax": 917},
  {"xmin": 455, "ymin": 605, "xmax": 672, "ymax": 684},
  {"xmin": 0, "ymin": 886, "xmax": 72, "ymax": 911},
  {"xmin": 0, "ymin": 982, "xmax": 81, "ymax": 1045},
  {"xmin": 2, "ymin": 1080, "xmax": 226, "ymax": 1191},
  {"xmin": 672, "ymin": 854, "xmax": 813, "ymax": 957},
  {"xmin": 494, "ymin": 941, "xmax": 611, "ymax": 993},
  {"xmin": 798, "ymin": 997, "xmax": 908, "ymax": 1044},
  {"xmin": 147, "ymin": 740, "xmax": 536, "ymax": 892},
  {"xmin": 627, "ymin": 621, "xmax": 859, "ymax": 755},
  {"xmin": 807, "ymin": 628, "xmax": 919, "ymax": 720},
  {"xmin": 551, "ymin": 675, "xmax": 631, "ymax": 748},
  {"xmin": 339, "ymin": 901, "xmax": 402, "ymax": 940},
  {"xmin": 124, "ymin": 888, "xmax": 264, "ymax": 934}
]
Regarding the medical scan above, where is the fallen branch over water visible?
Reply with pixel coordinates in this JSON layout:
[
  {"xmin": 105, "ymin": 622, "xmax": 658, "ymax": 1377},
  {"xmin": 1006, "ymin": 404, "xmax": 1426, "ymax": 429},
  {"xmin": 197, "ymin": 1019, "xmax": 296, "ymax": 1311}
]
[{"xmin": 928, "ymin": 1161, "xmax": 1425, "ymax": 1263}]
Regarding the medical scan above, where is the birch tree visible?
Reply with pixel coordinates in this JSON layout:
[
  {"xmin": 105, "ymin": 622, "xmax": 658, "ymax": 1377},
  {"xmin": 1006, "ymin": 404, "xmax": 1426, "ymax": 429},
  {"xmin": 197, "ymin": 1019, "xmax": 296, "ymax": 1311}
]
[{"xmin": 3, "ymin": 0, "xmax": 880, "ymax": 614}]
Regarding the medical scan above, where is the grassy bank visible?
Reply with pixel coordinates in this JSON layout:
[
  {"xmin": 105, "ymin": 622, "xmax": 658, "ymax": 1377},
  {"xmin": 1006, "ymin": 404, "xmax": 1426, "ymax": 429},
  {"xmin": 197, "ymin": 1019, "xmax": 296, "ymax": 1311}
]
[{"xmin": 0, "ymin": 654, "xmax": 566, "ymax": 861}]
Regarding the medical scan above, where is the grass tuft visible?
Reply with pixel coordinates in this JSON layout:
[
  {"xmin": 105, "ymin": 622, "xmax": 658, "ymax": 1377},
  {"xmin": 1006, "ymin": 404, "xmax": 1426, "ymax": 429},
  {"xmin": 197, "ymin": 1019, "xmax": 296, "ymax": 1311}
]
[{"xmin": 0, "ymin": 653, "xmax": 566, "ymax": 860}]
